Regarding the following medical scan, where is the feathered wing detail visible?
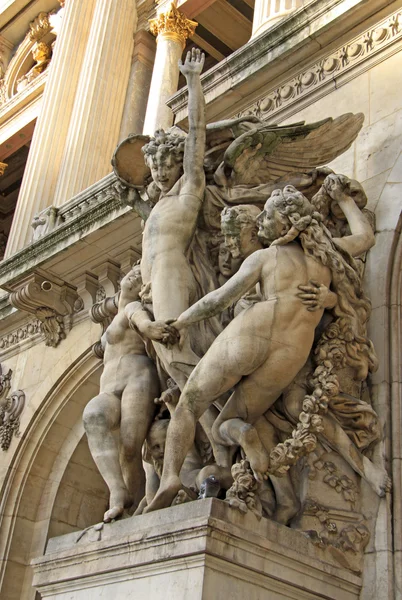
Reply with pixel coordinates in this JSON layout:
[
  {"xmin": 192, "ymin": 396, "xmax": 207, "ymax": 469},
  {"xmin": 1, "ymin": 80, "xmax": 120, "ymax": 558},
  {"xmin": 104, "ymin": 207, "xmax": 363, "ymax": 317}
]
[{"xmin": 221, "ymin": 113, "xmax": 364, "ymax": 186}]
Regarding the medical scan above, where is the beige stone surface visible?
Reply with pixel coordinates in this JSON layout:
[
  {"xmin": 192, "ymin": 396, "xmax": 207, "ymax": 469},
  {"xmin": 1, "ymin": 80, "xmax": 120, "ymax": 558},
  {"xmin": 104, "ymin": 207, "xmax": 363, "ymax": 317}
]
[
  {"xmin": 5, "ymin": 0, "xmax": 98, "ymax": 257},
  {"xmin": 33, "ymin": 499, "xmax": 361, "ymax": 600}
]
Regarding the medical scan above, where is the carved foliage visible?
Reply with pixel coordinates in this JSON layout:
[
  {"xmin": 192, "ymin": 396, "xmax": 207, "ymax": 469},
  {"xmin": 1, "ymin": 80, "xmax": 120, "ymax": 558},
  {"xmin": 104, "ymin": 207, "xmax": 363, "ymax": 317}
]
[
  {"xmin": 149, "ymin": 3, "xmax": 197, "ymax": 48},
  {"xmin": 0, "ymin": 365, "xmax": 25, "ymax": 451}
]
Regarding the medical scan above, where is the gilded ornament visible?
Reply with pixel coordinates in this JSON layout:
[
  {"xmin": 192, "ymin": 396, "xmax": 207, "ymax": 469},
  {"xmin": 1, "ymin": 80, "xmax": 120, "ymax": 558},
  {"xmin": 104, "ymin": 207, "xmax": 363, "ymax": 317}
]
[{"xmin": 149, "ymin": 3, "xmax": 197, "ymax": 49}]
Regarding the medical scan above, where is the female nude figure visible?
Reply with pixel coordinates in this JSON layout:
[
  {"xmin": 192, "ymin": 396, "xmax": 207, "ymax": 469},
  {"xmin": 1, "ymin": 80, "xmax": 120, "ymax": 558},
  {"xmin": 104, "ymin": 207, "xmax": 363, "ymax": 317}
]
[
  {"xmin": 145, "ymin": 184, "xmax": 387, "ymax": 513},
  {"xmin": 83, "ymin": 266, "xmax": 175, "ymax": 521}
]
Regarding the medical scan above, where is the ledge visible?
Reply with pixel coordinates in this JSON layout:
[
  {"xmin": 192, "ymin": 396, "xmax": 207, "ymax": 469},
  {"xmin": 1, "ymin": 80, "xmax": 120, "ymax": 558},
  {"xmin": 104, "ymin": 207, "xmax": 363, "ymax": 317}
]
[
  {"xmin": 0, "ymin": 173, "xmax": 130, "ymax": 290},
  {"xmin": 168, "ymin": 0, "xmax": 398, "ymax": 125}
]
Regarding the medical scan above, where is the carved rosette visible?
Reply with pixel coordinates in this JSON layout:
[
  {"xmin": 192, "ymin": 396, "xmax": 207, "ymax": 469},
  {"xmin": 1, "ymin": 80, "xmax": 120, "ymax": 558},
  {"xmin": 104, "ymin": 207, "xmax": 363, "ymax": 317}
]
[{"xmin": 149, "ymin": 3, "xmax": 197, "ymax": 49}]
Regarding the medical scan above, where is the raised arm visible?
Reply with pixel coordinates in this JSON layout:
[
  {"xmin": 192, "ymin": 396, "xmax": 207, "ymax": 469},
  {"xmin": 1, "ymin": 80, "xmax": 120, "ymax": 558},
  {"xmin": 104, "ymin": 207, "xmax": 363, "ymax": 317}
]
[
  {"xmin": 324, "ymin": 174, "xmax": 375, "ymax": 257},
  {"xmin": 179, "ymin": 48, "xmax": 205, "ymax": 185},
  {"xmin": 174, "ymin": 250, "xmax": 263, "ymax": 329}
]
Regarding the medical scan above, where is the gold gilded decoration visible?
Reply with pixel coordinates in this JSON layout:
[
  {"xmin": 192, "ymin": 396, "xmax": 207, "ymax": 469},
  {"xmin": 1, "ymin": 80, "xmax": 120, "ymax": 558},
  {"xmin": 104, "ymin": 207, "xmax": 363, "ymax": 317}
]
[
  {"xmin": 149, "ymin": 3, "xmax": 197, "ymax": 49},
  {"xmin": 0, "ymin": 162, "xmax": 7, "ymax": 176},
  {"xmin": 28, "ymin": 12, "xmax": 52, "ymax": 42}
]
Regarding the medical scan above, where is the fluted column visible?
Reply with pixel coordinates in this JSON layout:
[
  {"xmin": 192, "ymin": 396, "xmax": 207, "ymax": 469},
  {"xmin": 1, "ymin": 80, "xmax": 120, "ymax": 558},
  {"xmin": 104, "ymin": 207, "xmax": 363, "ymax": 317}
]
[
  {"xmin": 53, "ymin": 0, "xmax": 136, "ymax": 206},
  {"xmin": 252, "ymin": 0, "xmax": 305, "ymax": 39},
  {"xmin": 119, "ymin": 30, "xmax": 156, "ymax": 139},
  {"xmin": 5, "ymin": 0, "xmax": 97, "ymax": 258},
  {"xmin": 143, "ymin": 3, "xmax": 197, "ymax": 135}
]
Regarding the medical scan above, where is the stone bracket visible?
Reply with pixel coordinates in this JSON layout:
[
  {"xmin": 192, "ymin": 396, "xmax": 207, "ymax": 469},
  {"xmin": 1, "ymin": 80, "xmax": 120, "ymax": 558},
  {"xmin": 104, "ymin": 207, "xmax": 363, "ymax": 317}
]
[{"xmin": 7, "ymin": 270, "xmax": 78, "ymax": 347}]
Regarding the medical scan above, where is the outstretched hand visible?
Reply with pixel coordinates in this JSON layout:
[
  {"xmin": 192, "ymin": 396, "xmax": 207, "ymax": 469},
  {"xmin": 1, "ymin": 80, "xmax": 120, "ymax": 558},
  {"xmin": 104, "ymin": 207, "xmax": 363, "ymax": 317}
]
[{"xmin": 179, "ymin": 47, "xmax": 205, "ymax": 78}]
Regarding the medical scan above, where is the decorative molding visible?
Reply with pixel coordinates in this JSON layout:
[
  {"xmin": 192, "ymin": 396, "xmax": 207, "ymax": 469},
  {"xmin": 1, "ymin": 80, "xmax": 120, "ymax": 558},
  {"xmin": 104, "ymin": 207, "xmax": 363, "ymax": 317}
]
[
  {"xmin": 8, "ymin": 271, "xmax": 78, "ymax": 347},
  {"xmin": 0, "ymin": 319, "xmax": 42, "ymax": 352},
  {"xmin": 236, "ymin": 8, "xmax": 402, "ymax": 122},
  {"xmin": 149, "ymin": 3, "xmax": 197, "ymax": 49},
  {"xmin": 0, "ymin": 173, "xmax": 132, "ymax": 289},
  {"xmin": 0, "ymin": 364, "xmax": 25, "ymax": 451}
]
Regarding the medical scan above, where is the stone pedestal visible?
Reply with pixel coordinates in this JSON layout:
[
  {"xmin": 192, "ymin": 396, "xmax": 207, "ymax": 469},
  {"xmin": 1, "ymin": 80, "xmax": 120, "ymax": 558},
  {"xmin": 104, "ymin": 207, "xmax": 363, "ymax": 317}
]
[{"xmin": 32, "ymin": 499, "xmax": 361, "ymax": 599}]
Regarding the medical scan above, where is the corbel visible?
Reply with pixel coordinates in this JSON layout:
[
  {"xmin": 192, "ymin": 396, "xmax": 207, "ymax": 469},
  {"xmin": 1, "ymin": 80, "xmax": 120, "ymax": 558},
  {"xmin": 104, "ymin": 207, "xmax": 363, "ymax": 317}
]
[
  {"xmin": 115, "ymin": 247, "xmax": 141, "ymax": 275},
  {"xmin": 73, "ymin": 272, "xmax": 100, "ymax": 311},
  {"xmin": 91, "ymin": 259, "xmax": 122, "ymax": 297},
  {"xmin": 7, "ymin": 270, "xmax": 78, "ymax": 347}
]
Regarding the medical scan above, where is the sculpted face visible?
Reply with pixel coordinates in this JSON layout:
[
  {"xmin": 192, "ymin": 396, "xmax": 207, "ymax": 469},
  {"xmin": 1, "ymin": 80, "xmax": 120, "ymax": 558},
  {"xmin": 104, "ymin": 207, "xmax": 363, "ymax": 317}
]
[
  {"xmin": 218, "ymin": 243, "xmax": 241, "ymax": 277},
  {"xmin": 148, "ymin": 425, "xmax": 167, "ymax": 461},
  {"xmin": 149, "ymin": 151, "xmax": 182, "ymax": 194},
  {"xmin": 257, "ymin": 193, "xmax": 286, "ymax": 245}
]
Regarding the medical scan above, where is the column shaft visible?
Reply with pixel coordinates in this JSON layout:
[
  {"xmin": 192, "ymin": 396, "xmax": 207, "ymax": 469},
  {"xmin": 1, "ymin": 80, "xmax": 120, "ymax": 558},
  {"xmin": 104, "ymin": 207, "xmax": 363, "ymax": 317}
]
[
  {"xmin": 53, "ymin": 0, "xmax": 137, "ymax": 206},
  {"xmin": 119, "ymin": 30, "xmax": 156, "ymax": 139},
  {"xmin": 5, "ymin": 0, "xmax": 97, "ymax": 257},
  {"xmin": 143, "ymin": 3, "xmax": 197, "ymax": 135},
  {"xmin": 252, "ymin": 0, "xmax": 305, "ymax": 38},
  {"xmin": 143, "ymin": 35, "xmax": 183, "ymax": 134}
]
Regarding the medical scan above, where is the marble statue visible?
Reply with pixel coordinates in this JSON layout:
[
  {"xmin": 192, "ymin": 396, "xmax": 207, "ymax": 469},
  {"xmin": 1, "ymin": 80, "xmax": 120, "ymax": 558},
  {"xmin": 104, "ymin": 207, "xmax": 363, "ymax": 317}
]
[{"xmin": 85, "ymin": 47, "xmax": 390, "ymax": 563}]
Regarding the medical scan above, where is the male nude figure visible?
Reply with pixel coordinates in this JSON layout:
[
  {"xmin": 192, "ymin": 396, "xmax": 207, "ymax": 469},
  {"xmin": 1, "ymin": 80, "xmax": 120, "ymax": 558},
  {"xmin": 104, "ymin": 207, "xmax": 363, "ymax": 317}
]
[
  {"xmin": 145, "ymin": 183, "xmax": 386, "ymax": 512},
  {"xmin": 83, "ymin": 266, "xmax": 175, "ymax": 521},
  {"xmin": 140, "ymin": 48, "xmax": 206, "ymax": 388}
]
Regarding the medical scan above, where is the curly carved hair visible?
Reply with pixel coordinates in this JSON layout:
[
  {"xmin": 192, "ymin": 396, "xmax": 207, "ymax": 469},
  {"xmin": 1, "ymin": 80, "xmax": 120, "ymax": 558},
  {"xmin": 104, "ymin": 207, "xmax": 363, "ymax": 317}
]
[
  {"xmin": 265, "ymin": 186, "xmax": 377, "ymax": 379},
  {"xmin": 221, "ymin": 204, "xmax": 261, "ymax": 235},
  {"xmin": 142, "ymin": 129, "xmax": 186, "ymax": 165}
]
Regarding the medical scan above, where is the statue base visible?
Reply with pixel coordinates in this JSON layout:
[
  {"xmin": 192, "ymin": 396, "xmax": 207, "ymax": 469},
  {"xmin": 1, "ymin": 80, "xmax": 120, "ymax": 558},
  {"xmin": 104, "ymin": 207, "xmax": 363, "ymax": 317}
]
[{"xmin": 32, "ymin": 499, "xmax": 361, "ymax": 599}]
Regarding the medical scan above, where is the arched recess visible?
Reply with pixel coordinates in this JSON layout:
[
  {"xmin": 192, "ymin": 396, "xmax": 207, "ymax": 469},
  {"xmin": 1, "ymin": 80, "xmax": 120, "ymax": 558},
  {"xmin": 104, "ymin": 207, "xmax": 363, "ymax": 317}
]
[{"xmin": 0, "ymin": 346, "xmax": 104, "ymax": 600}]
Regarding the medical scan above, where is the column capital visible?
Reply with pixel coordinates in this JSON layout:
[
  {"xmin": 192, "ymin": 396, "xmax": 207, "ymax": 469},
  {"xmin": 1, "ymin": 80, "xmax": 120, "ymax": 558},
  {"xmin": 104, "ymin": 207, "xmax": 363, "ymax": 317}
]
[{"xmin": 149, "ymin": 3, "xmax": 197, "ymax": 49}]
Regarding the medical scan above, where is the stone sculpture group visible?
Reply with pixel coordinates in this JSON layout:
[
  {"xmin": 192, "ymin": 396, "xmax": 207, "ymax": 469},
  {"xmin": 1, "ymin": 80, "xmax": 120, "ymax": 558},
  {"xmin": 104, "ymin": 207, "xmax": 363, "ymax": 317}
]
[{"xmin": 84, "ymin": 49, "xmax": 390, "ymax": 549}]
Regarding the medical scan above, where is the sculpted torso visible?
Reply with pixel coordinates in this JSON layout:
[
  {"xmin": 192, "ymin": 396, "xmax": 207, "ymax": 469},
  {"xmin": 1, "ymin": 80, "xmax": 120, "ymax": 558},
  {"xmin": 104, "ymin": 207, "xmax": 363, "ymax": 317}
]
[
  {"xmin": 141, "ymin": 178, "xmax": 203, "ymax": 284},
  {"xmin": 101, "ymin": 310, "xmax": 147, "ymax": 394}
]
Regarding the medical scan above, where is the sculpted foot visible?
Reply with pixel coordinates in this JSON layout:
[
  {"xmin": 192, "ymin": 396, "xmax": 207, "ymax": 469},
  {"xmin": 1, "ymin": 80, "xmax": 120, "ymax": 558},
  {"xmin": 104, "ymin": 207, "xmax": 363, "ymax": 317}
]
[
  {"xmin": 363, "ymin": 459, "xmax": 392, "ymax": 497},
  {"xmin": 104, "ymin": 488, "xmax": 131, "ymax": 522},
  {"xmin": 143, "ymin": 476, "xmax": 182, "ymax": 513}
]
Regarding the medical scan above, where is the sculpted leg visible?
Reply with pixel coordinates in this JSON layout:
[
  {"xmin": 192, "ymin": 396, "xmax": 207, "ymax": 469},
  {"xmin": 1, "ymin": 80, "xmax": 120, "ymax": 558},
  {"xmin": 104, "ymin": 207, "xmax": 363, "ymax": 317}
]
[
  {"xmin": 83, "ymin": 393, "xmax": 130, "ymax": 522},
  {"xmin": 145, "ymin": 352, "xmax": 242, "ymax": 513},
  {"xmin": 255, "ymin": 417, "xmax": 300, "ymax": 524},
  {"xmin": 120, "ymin": 359, "xmax": 159, "ymax": 508}
]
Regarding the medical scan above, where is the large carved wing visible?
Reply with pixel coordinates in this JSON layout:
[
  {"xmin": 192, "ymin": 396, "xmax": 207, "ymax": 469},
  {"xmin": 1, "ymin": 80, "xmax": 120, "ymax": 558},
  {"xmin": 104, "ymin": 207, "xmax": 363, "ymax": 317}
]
[{"xmin": 220, "ymin": 113, "xmax": 364, "ymax": 186}]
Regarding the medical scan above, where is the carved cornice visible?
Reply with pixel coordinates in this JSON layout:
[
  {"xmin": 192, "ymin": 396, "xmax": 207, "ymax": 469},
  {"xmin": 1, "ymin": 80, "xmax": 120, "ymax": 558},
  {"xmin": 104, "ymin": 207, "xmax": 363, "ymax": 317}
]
[
  {"xmin": 0, "ymin": 173, "xmax": 132, "ymax": 290},
  {"xmin": 149, "ymin": 3, "xmax": 197, "ymax": 49},
  {"xmin": 236, "ymin": 8, "xmax": 402, "ymax": 122},
  {"xmin": 0, "ymin": 364, "xmax": 25, "ymax": 451},
  {"xmin": 8, "ymin": 271, "xmax": 78, "ymax": 347}
]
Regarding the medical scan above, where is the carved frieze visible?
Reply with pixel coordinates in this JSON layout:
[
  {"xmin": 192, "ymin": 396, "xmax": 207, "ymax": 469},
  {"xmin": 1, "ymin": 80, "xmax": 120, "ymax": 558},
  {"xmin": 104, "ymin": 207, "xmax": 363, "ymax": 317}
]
[{"xmin": 236, "ymin": 9, "xmax": 402, "ymax": 121}]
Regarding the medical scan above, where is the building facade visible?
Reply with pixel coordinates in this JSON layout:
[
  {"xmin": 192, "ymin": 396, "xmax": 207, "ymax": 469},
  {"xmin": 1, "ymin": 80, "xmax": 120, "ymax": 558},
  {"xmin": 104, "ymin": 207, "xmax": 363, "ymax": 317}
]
[{"xmin": 0, "ymin": 0, "xmax": 400, "ymax": 598}]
